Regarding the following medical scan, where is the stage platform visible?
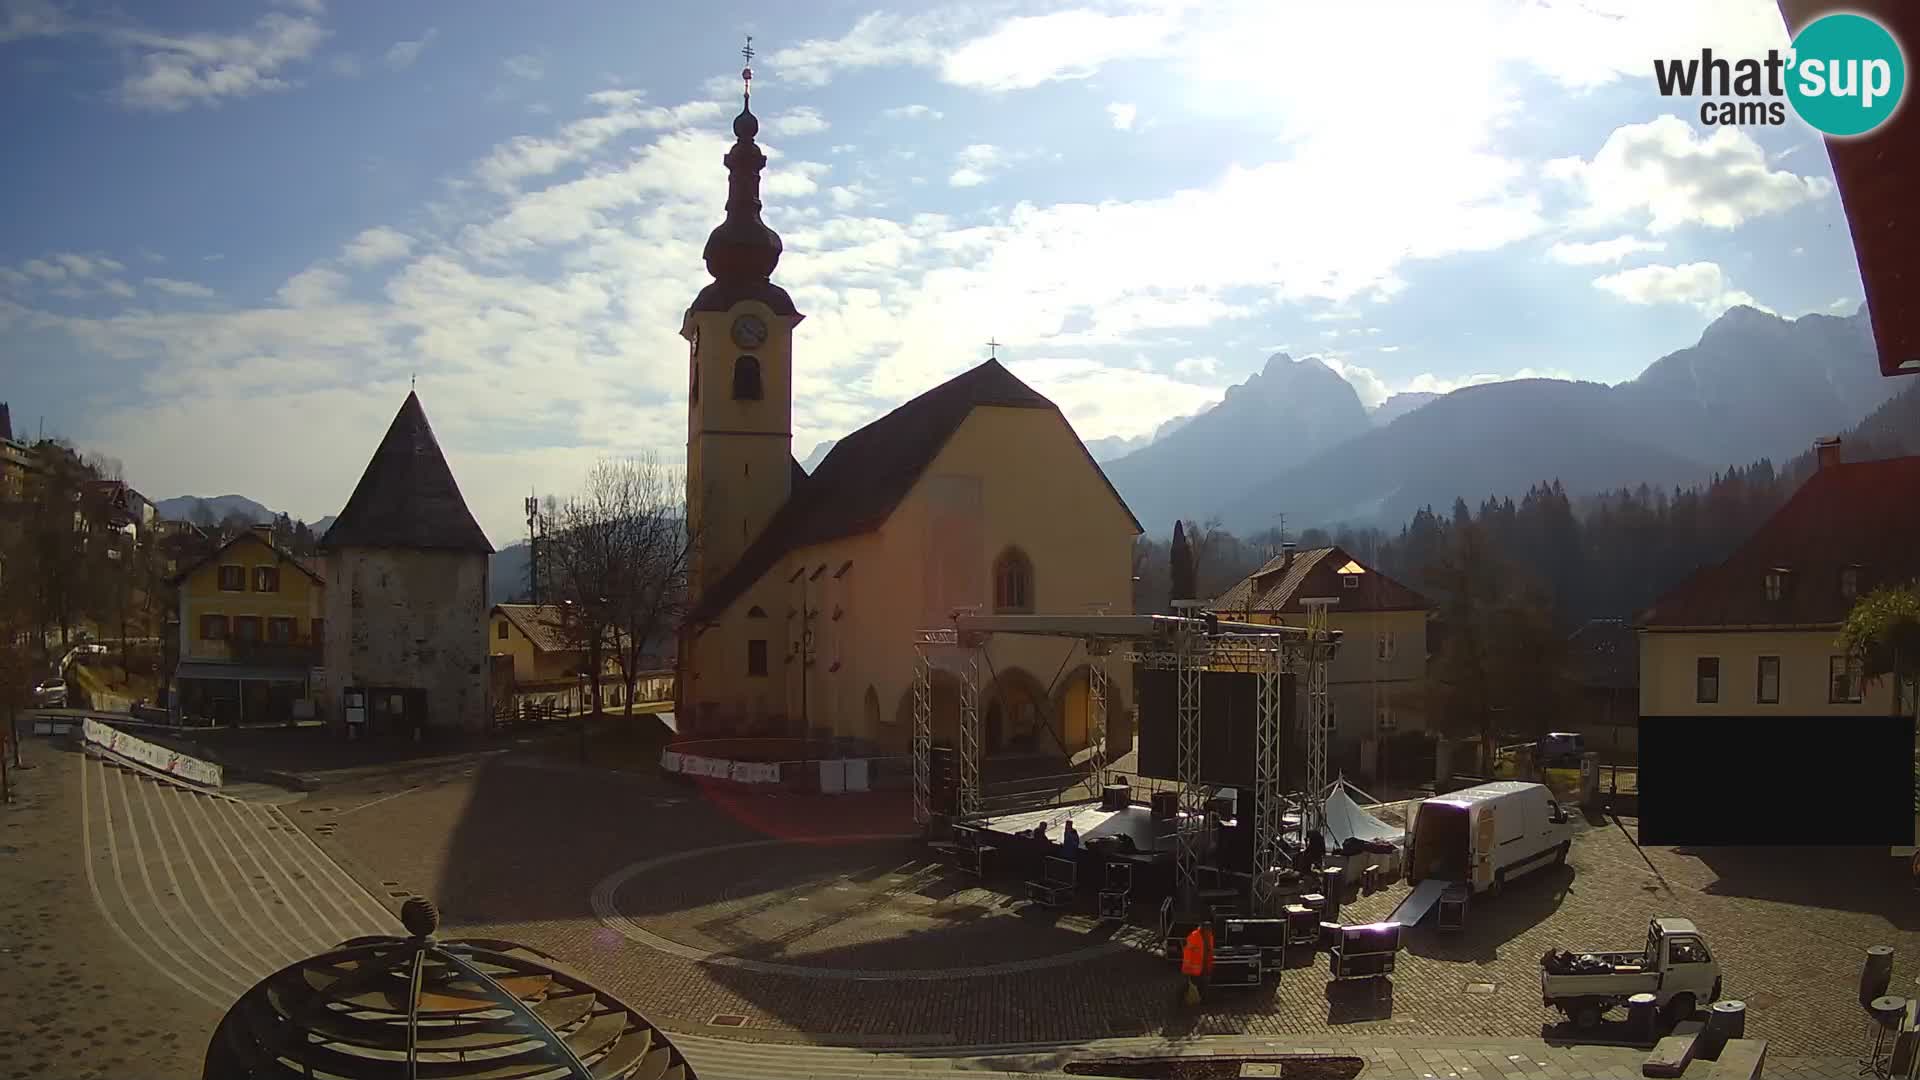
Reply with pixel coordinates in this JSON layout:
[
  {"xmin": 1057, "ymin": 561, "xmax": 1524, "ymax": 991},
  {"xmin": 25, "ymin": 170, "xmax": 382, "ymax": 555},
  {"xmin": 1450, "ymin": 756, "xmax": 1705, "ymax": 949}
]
[{"xmin": 965, "ymin": 801, "xmax": 1234, "ymax": 858}]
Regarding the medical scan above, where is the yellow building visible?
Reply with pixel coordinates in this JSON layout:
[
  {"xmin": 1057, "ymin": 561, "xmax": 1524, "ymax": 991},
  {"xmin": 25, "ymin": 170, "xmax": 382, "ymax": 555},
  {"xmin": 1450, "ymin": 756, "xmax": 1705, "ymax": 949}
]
[
  {"xmin": 677, "ymin": 86, "xmax": 1141, "ymax": 756},
  {"xmin": 1210, "ymin": 543, "xmax": 1434, "ymax": 776},
  {"xmin": 170, "ymin": 524, "xmax": 325, "ymax": 725},
  {"xmin": 1638, "ymin": 441, "xmax": 1920, "ymax": 854},
  {"xmin": 488, "ymin": 603, "xmax": 670, "ymax": 717}
]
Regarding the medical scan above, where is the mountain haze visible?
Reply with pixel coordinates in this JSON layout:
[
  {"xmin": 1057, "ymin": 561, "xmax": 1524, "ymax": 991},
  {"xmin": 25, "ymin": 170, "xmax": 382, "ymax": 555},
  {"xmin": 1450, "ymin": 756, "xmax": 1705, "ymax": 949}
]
[{"xmin": 1103, "ymin": 353, "xmax": 1371, "ymax": 532}]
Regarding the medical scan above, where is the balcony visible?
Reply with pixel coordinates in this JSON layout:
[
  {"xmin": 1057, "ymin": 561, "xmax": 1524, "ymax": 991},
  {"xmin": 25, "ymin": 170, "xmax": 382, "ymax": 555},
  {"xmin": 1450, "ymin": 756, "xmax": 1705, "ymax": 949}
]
[{"xmin": 186, "ymin": 638, "xmax": 320, "ymax": 669}]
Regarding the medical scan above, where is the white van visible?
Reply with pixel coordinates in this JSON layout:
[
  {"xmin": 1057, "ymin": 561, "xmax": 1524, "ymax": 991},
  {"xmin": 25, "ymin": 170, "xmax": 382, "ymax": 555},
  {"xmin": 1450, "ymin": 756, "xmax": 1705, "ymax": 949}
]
[{"xmin": 1408, "ymin": 781, "xmax": 1574, "ymax": 895}]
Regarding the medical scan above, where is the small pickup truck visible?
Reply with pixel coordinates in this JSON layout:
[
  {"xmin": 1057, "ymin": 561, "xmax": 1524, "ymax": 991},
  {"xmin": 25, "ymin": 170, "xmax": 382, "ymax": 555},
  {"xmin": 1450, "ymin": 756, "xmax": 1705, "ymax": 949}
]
[{"xmin": 1540, "ymin": 918, "xmax": 1722, "ymax": 1029}]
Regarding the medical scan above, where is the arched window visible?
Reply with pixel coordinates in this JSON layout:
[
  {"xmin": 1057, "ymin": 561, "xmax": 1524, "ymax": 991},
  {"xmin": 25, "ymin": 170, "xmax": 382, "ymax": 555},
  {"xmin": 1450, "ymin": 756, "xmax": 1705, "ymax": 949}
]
[
  {"xmin": 747, "ymin": 605, "xmax": 767, "ymax": 619},
  {"xmin": 732, "ymin": 355, "xmax": 762, "ymax": 400},
  {"xmin": 993, "ymin": 547, "xmax": 1034, "ymax": 613}
]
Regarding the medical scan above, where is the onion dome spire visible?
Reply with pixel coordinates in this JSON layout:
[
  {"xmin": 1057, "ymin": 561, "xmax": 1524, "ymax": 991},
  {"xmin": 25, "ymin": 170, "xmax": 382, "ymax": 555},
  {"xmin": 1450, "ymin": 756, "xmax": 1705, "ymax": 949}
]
[{"xmin": 703, "ymin": 35, "xmax": 782, "ymax": 282}]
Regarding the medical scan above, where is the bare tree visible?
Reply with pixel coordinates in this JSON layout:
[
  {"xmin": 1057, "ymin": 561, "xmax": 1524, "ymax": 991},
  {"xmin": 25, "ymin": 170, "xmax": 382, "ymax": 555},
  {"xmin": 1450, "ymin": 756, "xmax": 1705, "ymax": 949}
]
[{"xmin": 544, "ymin": 456, "xmax": 692, "ymax": 725}]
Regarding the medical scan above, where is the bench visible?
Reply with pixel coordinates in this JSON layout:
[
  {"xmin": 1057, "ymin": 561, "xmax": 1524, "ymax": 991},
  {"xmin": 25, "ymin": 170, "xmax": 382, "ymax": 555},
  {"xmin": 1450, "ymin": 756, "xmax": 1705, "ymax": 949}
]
[
  {"xmin": 1643, "ymin": 1020, "xmax": 1705, "ymax": 1078},
  {"xmin": 1698, "ymin": 1039, "xmax": 1765, "ymax": 1080}
]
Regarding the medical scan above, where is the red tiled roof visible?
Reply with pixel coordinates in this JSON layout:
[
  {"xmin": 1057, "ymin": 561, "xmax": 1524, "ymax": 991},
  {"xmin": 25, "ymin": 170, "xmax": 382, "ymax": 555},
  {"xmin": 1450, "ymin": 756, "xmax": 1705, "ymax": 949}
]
[
  {"xmin": 1210, "ymin": 544, "xmax": 1431, "ymax": 615},
  {"xmin": 1640, "ymin": 456, "xmax": 1920, "ymax": 628},
  {"xmin": 687, "ymin": 358, "xmax": 1142, "ymax": 623}
]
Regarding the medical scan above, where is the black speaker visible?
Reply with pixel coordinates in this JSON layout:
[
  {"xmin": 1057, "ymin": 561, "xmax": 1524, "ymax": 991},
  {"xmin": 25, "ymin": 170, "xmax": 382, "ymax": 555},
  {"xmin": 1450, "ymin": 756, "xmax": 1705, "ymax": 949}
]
[{"xmin": 1152, "ymin": 790, "xmax": 1180, "ymax": 820}]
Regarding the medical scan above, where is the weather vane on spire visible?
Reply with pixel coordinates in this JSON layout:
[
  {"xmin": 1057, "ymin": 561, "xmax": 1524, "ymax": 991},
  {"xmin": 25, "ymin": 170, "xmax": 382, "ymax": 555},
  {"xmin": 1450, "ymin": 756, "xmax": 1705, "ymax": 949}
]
[{"xmin": 741, "ymin": 35, "xmax": 754, "ymax": 98}]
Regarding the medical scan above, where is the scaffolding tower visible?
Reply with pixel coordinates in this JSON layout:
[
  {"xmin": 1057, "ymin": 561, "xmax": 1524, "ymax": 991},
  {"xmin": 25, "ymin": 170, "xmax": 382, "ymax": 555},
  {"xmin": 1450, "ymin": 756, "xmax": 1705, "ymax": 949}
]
[{"xmin": 909, "ymin": 613, "xmax": 1337, "ymax": 916}]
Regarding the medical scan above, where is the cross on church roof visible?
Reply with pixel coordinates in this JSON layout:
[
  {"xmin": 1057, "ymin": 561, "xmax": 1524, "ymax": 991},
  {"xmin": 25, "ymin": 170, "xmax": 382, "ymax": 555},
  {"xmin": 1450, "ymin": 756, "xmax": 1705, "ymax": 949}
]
[{"xmin": 986, "ymin": 338, "xmax": 1002, "ymax": 360}]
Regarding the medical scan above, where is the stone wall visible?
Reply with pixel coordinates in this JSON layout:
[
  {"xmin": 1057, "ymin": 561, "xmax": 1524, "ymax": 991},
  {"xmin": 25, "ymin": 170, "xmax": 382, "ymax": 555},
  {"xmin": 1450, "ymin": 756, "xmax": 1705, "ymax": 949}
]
[{"xmin": 321, "ymin": 547, "xmax": 490, "ymax": 732}]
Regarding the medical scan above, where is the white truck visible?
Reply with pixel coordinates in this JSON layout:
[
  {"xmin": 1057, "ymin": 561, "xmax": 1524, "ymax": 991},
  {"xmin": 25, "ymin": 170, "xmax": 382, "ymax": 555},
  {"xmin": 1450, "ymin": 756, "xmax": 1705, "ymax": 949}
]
[
  {"xmin": 1540, "ymin": 918, "xmax": 1722, "ymax": 1030},
  {"xmin": 1408, "ymin": 780, "xmax": 1573, "ymax": 895}
]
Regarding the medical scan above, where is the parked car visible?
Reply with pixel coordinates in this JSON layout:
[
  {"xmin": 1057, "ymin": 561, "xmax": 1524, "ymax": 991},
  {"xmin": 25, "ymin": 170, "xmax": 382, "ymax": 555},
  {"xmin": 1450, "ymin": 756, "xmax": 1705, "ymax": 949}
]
[
  {"xmin": 1540, "ymin": 917, "xmax": 1721, "ymax": 1030},
  {"xmin": 34, "ymin": 679, "xmax": 67, "ymax": 708}
]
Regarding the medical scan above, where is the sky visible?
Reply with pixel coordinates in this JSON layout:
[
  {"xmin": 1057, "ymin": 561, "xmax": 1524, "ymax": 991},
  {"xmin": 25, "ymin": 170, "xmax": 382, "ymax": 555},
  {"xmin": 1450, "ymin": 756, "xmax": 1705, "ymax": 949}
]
[{"xmin": 0, "ymin": 0, "xmax": 1872, "ymax": 547}]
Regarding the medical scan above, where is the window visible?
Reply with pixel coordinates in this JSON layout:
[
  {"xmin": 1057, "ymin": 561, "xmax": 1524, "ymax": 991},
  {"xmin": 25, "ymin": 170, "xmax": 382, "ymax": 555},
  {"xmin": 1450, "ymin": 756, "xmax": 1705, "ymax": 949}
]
[
  {"xmin": 312, "ymin": 617, "xmax": 325, "ymax": 641},
  {"xmin": 1342, "ymin": 574, "xmax": 1360, "ymax": 589},
  {"xmin": 497, "ymin": 620, "xmax": 509, "ymax": 640},
  {"xmin": 993, "ymin": 547, "xmax": 1034, "ymax": 613},
  {"xmin": 747, "ymin": 606, "xmax": 767, "ymax": 619},
  {"xmin": 253, "ymin": 566, "xmax": 280, "ymax": 592},
  {"xmin": 1375, "ymin": 632, "xmax": 1395, "ymax": 662},
  {"xmin": 747, "ymin": 639, "xmax": 768, "ymax": 677},
  {"xmin": 1695, "ymin": 657, "xmax": 1719, "ymax": 704},
  {"xmin": 233, "ymin": 616, "xmax": 262, "ymax": 643},
  {"xmin": 199, "ymin": 614, "xmax": 228, "ymax": 640},
  {"xmin": 1375, "ymin": 703, "xmax": 1395, "ymax": 734},
  {"xmin": 1841, "ymin": 567, "xmax": 1860, "ymax": 600},
  {"xmin": 1830, "ymin": 655, "xmax": 1864, "ymax": 704},
  {"xmin": 731, "ymin": 355, "xmax": 763, "ymax": 400},
  {"xmin": 218, "ymin": 565, "xmax": 245, "ymax": 591},
  {"xmin": 1756, "ymin": 656, "xmax": 1780, "ymax": 705},
  {"xmin": 1668, "ymin": 939, "xmax": 1710, "ymax": 965},
  {"xmin": 1763, "ymin": 571, "xmax": 1784, "ymax": 601},
  {"xmin": 267, "ymin": 617, "xmax": 296, "ymax": 644}
]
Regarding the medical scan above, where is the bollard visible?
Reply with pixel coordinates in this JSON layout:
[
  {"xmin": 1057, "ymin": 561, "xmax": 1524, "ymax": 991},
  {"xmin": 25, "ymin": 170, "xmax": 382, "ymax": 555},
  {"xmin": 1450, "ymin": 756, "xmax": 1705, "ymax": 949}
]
[
  {"xmin": 1628, "ymin": 993, "xmax": 1659, "ymax": 1045},
  {"xmin": 1864, "ymin": 946, "xmax": 1897, "ymax": 1008},
  {"xmin": 1708, "ymin": 1000, "xmax": 1746, "ymax": 1041}
]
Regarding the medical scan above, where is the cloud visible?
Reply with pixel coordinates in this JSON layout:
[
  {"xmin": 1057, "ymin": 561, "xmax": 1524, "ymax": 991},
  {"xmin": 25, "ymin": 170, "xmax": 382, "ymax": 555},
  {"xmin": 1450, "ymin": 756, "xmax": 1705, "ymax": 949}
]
[
  {"xmin": 384, "ymin": 28, "xmax": 437, "ymax": 71},
  {"xmin": 115, "ymin": 13, "xmax": 328, "ymax": 111},
  {"xmin": 475, "ymin": 90, "xmax": 728, "ymax": 193},
  {"xmin": 1547, "ymin": 116, "xmax": 1831, "ymax": 234},
  {"xmin": 766, "ymin": 106, "xmax": 829, "ymax": 137},
  {"xmin": 947, "ymin": 143, "xmax": 1003, "ymax": 187},
  {"xmin": 342, "ymin": 226, "xmax": 414, "ymax": 267},
  {"xmin": 767, "ymin": 11, "xmax": 959, "ymax": 86},
  {"xmin": 1591, "ymin": 261, "xmax": 1769, "ymax": 315},
  {"xmin": 502, "ymin": 51, "xmax": 545, "ymax": 81},
  {"xmin": 883, "ymin": 104, "xmax": 942, "ymax": 120},
  {"xmin": 276, "ymin": 266, "xmax": 348, "ymax": 308},
  {"xmin": 1546, "ymin": 235, "xmax": 1667, "ymax": 266},
  {"xmin": 144, "ymin": 277, "xmax": 217, "ymax": 299},
  {"xmin": 942, "ymin": 10, "xmax": 1173, "ymax": 91},
  {"xmin": 1107, "ymin": 102, "xmax": 1137, "ymax": 131},
  {"xmin": 328, "ymin": 53, "xmax": 361, "ymax": 77},
  {"xmin": 1321, "ymin": 358, "xmax": 1392, "ymax": 407},
  {"xmin": 1174, "ymin": 356, "xmax": 1217, "ymax": 378},
  {"xmin": 273, "ymin": 0, "xmax": 325, "ymax": 13}
]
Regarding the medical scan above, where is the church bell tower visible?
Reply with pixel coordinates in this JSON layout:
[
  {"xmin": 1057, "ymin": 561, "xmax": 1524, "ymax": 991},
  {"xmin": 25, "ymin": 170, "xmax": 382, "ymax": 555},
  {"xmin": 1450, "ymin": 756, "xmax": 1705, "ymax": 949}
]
[{"xmin": 683, "ymin": 40, "xmax": 803, "ymax": 600}]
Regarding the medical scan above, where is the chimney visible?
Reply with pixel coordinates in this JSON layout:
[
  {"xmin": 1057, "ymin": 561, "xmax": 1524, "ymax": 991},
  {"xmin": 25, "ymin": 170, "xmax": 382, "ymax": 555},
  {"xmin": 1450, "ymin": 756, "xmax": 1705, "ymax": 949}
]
[
  {"xmin": 0, "ymin": 402, "xmax": 11, "ymax": 443},
  {"xmin": 1281, "ymin": 541, "xmax": 1297, "ymax": 569},
  {"xmin": 1814, "ymin": 436, "xmax": 1843, "ymax": 470},
  {"xmin": 251, "ymin": 522, "xmax": 274, "ymax": 546}
]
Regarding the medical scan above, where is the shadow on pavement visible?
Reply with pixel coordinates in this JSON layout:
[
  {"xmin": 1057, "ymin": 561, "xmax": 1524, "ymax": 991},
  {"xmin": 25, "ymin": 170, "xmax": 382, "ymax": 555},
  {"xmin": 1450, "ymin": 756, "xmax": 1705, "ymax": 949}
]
[{"xmin": 1401, "ymin": 864, "xmax": 1575, "ymax": 963}]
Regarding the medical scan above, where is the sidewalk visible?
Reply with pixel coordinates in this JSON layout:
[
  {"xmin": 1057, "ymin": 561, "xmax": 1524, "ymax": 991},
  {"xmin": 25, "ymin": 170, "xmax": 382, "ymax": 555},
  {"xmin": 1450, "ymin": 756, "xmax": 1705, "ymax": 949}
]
[{"xmin": 668, "ymin": 1030, "xmax": 1858, "ymax": 1080}]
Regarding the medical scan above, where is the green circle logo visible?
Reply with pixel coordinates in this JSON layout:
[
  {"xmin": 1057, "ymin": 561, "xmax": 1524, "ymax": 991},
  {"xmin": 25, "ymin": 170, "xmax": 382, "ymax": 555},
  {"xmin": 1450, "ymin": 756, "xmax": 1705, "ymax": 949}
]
[{"xmin": 1787, "ymin": 13, "xmax": 1906, "ymax": 137}]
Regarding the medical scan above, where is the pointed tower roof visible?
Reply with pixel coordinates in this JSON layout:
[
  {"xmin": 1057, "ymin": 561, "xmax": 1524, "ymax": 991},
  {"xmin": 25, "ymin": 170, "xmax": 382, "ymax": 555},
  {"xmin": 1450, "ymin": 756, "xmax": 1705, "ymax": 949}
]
[{"xmin": 320, "ymin": 392, "xmax": 494, "ymax": 554}]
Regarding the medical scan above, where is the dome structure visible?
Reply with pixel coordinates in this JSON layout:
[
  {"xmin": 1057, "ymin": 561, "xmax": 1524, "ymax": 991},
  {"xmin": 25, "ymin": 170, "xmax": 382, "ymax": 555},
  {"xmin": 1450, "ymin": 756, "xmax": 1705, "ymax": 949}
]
[{"xmin": 203, "ymin": 898, "xmax": 694, "ymax": 1080}]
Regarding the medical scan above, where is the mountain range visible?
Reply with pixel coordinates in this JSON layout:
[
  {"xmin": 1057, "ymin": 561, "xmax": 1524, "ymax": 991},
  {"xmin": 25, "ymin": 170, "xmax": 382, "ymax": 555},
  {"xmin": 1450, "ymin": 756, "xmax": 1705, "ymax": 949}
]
[
  {"xmin": 1105, "ymin": 305, "xmax": 1899, "ymax": 535},
  {"xmin": 152, "ymin": 494, "xmax": 334, "ymax": 536}
]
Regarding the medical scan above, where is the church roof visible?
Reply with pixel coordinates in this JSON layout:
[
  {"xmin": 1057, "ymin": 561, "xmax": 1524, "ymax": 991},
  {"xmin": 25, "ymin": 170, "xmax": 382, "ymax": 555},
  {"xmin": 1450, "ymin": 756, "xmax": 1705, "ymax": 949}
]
[
  {"xmin": 688, "ymin": 358, "xmax": 1142, "ymax": 623},
  {"xmin": 320, "ymin": 392, "xmax": 494, "ymax": 554}
]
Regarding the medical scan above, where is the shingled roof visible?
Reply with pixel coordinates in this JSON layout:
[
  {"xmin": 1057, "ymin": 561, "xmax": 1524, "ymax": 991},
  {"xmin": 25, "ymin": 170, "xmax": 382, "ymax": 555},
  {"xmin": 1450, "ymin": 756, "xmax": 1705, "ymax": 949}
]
[
  {"xmin": 687, "ymin": 358, "xmax": 1141, "ymax": 623},
  {"xmin": 1640, "ymin": 455, "xmax": 1920, "ymax": 628},
  {"xmin": 1211, "ymin": 544, "xmax": 1431, "ymax": 616},
  {"xmin": 320, "ymin": 392, "xmax": 494, "ymax": 554}
]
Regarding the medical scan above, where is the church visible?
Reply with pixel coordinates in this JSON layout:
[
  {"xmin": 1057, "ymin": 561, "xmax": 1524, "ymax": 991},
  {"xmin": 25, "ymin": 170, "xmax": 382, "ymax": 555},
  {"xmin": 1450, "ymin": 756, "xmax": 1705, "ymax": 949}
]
[{"xmin": 676, "ymin": 70, "xmax": 1141, "ymax": 758}]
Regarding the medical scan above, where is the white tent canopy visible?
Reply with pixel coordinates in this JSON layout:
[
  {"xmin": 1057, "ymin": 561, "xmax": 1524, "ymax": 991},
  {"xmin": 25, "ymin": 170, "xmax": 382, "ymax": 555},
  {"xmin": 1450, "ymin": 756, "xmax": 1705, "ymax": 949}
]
[{"xmin": 1319, "ymin": 777, "xmax": 1402, "ymax": 848}]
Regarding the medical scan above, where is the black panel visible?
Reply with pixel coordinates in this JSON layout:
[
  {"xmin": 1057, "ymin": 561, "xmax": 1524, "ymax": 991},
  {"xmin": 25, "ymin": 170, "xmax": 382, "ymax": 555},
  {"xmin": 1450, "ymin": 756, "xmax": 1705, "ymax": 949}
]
[
  {"xmin": 1136, "ymin": 668, "xmax": 1296, "ymax": 789},
  {"xmin": 1638, "ymin": 715, "xmax": 1915, "ymax": 846}
]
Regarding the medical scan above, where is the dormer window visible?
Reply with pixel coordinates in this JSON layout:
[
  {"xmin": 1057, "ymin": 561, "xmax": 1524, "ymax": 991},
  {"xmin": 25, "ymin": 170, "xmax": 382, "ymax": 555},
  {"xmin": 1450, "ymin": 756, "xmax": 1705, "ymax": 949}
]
[
  {"xmin": 1840, "ymin": 566, "xmax": 1860, "ymax": 600},
  {"xmin": 1763, "ymin": 570, "xmax": 1786, "ymax": 602},
  {"xmin": 1342, "ymin": 575, "xmax": 1360, "ymax": 590}
]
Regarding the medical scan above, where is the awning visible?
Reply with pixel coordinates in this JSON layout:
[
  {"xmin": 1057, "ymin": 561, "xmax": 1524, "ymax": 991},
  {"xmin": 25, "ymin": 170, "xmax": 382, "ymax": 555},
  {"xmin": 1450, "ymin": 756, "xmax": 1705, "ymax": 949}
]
[{"xmin": 175, "ymin": 662, "xmax": 311, "ymax": 683}]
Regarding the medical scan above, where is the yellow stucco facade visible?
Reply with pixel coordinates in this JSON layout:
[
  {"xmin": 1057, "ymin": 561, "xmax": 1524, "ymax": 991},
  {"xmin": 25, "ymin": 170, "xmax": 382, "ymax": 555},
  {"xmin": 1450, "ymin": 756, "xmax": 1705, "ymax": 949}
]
[
  {"xmin": 177, "ymin": 531, "xmax": 325, "ymax": 666},
  {"xmin": 1232, "ymin": 607, "xmax": 1432, "ymax": 740},
  {"xmin": 1639, "ymin": 627, "xmax": 1899, "ymax": 716},
  {"xmin": 682, "ymin": 348, "xmax": 1139, "ymax": 756}
]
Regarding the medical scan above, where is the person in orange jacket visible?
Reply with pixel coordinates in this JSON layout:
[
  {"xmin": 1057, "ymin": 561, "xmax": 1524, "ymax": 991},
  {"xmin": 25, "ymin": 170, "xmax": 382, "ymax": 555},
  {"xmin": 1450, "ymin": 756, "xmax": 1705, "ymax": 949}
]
[{"xmin": 1180, "ymin": 922, "xmax": 1215, "ymax": 1003}]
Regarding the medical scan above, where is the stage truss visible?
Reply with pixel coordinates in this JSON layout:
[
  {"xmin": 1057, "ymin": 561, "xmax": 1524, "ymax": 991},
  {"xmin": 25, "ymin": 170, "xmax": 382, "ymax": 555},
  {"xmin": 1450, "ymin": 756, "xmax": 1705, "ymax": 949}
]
[{"xmin": 909, "ymin": 613, "xmax": 1336, "ymax": 915}]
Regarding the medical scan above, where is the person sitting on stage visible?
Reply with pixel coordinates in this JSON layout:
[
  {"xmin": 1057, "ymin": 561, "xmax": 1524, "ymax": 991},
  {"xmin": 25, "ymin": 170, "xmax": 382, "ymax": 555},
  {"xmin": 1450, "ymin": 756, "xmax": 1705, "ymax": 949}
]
[
  {"xmin": 1062, "ymin": 820, "xmax": 1081, "ymax": 855},
  {"xmin": 1032, "ymin": 822, "xmax": 1049, "ymax": 842},
  {"xmin": 1115, "ymin": 833, "xmax": 1138, "ymax": 854}
]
